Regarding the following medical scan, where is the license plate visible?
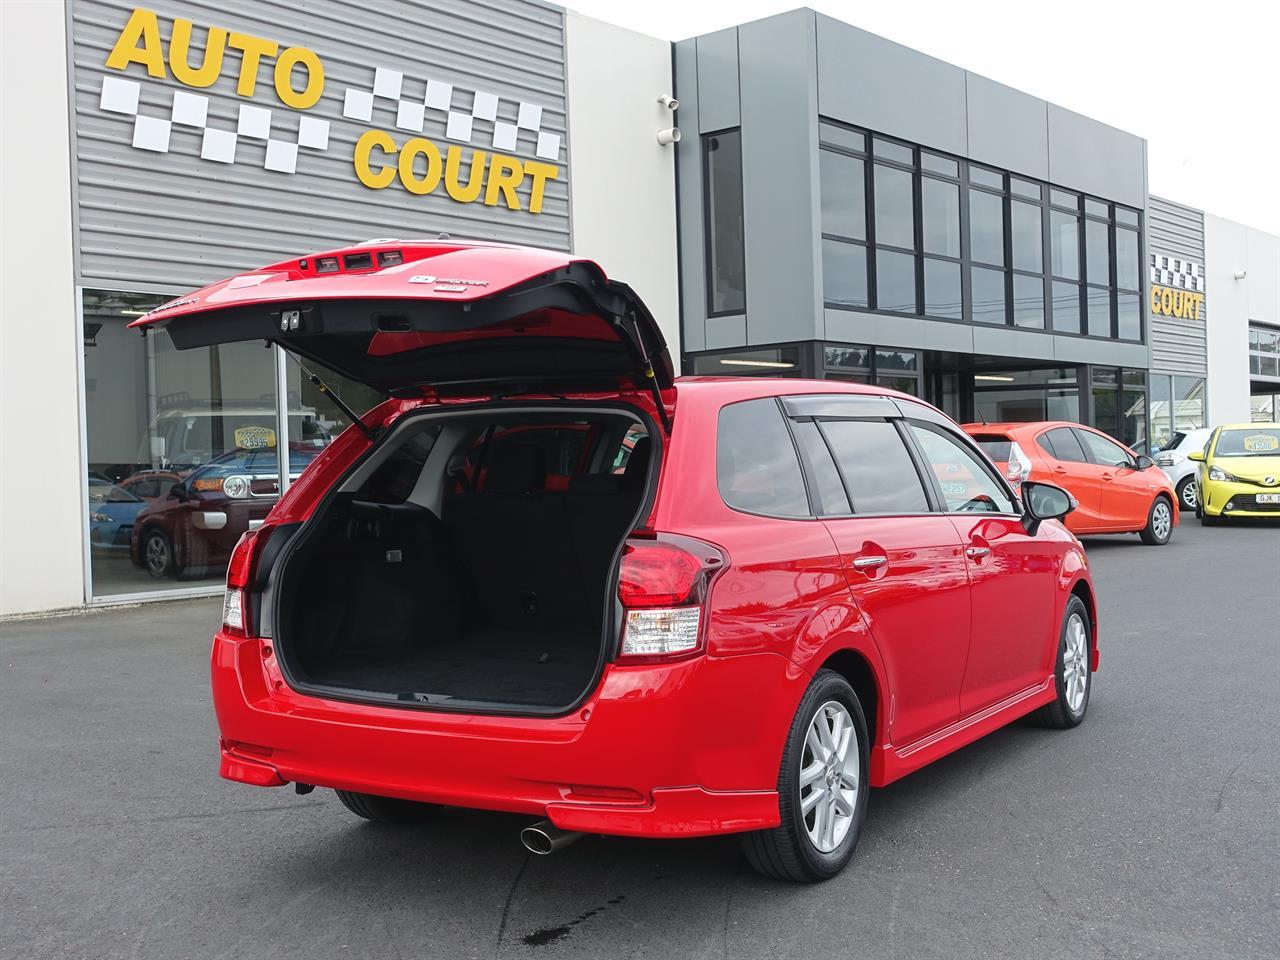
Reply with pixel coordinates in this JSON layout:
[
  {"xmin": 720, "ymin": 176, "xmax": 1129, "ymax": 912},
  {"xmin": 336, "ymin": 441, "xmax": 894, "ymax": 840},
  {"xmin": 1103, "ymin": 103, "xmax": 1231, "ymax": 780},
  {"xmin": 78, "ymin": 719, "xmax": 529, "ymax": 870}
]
[{"xmin": 1257, "ymin": 493, "xmax": 1280, "ymax": 504}]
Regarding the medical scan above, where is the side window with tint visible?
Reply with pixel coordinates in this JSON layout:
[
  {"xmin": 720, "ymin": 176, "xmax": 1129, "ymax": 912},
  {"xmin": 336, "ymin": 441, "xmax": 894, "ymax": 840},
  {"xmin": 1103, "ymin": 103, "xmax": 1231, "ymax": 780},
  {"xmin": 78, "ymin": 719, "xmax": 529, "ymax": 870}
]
[
  {"xmin": 790, "ymin": 419, "xmax": 851, "ymax": 515},
  {"xmin": 717, "ymin": 399, "xmax": 810, "ymax": 517},
  {"xmin": 819, "ymin": 419, "xmax": 929, "ymax": 514},
  {"xmin": 1040, "ymin": 427, "xmax": 1088, "ymax": 463},
  {"xmin": 1075, "ymin": 429, "xmax": 1132, "ymax": 467},
  {"xmin": 906, "ymin": 422, "xmax": 1018, "ymax": 513}
]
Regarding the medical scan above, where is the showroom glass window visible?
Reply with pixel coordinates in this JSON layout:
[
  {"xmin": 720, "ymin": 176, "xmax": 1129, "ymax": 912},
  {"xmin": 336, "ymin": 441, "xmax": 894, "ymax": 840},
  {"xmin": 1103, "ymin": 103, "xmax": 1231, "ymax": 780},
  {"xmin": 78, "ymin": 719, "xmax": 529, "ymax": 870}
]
[
  {"xmin": 82, "ymin": 290, "xmax": 377, "ymax": 600},
  {"xmin": 823, "ymin": 344, "xmax": 920, "ymax": 396},
  {"xmin": 921, "ymin": 152, "xmax": 962, "ymax": 319},
  {"xmin": 1149, "ymin": 374, "xmax": 1206, "ymax": 450},
  {"xmin": 814, "ymin": 121, "xmax": 1143, "ymax": 344},
  {"xmin": 703, "ymin": 129, "xmax": 747, "ymax": 316},
  {"xmin": 1049, "ymin": 190, "xmax": 1082, "ymax": 334},
  {"xmin": 819, "ymin": 122, "xmax": 869, "ymax": 309},
  {"xmin": 1248, "ymin": 322, "xmax": 1280, "ymax": 380},
  {"xmin": 1114, "ymin": 207, "xmax": 1143, "ymax": 340},
  {"xmin": 1010, "ymin": 178, "xmax": 1046, "ymax": 329},
  {"xmin": 968, "ymin": 166, "xmax": 1007, "ymax": 325},
  {"xmin": 1091, "ymin": 366, "xmax": 1148, "ymax": 450},
  {"xmin": 687, "ymin": 344, "xmax": 805, "ymax": 377},
  {"xmin": 971, "ymin": 368, "xmax": 1081, "ymax": 423},
  {"xmin": 872, "ymin": 137, "xmax": 919, "ymax": 314}
]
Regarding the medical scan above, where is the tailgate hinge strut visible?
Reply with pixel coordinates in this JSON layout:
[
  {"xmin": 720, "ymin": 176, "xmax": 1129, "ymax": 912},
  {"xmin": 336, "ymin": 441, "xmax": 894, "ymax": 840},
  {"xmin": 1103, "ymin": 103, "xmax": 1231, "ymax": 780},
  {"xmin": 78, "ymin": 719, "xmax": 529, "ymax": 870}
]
[
  {"xmin": 280, "ymin": 347, "xmax": 379, "ymax": 442},
  {"xmin": 622, "ymin": 313, "xmax": 671, "ymax": 434}
]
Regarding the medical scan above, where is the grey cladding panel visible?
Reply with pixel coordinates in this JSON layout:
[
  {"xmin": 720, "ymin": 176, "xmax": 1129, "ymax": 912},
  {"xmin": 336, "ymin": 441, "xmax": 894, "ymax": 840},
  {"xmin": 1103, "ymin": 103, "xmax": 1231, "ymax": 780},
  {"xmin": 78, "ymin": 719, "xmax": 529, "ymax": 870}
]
[
  {"xmin": 695, "ymin": 28, "xmax": 740, "ymax": 133},
  {"xmin": 816, "ymin": 14, "xmax": 967, "ymax": 156},
  {"xmin": 1047, "ymin": 105, "xmax": 1144, "ymax": 206},
  {"xmin": 69, "ymin": 0, "xmax": 570, "ymax": 291},
  {"xmin": 1148, "ymin": 195, "xmax": 1207, "ymax": 376},
  {"xmin": 739, "ymin": 10, "xmax": 821, "ymax": 345},
  {"xmin": 964, "ymin": 73, "xmax": 1048, "ymax": 180},
  {"xmin": 673, "ymin": 37, "xmax": 706, "ymax": 352}
]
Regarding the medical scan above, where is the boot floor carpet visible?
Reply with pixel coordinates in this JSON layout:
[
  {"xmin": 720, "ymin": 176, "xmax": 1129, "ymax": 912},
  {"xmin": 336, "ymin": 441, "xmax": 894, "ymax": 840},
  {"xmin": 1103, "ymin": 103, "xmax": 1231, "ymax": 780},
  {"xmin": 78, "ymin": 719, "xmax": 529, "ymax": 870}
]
[{"xmin": 303, "ymin": 627, "xmax": 597, "ymax": 707}]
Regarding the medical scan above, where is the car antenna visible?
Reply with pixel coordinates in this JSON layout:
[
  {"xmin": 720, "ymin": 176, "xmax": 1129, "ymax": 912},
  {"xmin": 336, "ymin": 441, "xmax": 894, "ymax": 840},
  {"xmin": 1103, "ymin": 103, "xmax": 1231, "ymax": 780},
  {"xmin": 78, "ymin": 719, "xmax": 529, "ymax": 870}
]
[{"xmin": 280, "ymin": 349, "xmax": 378, "ymax": 442}]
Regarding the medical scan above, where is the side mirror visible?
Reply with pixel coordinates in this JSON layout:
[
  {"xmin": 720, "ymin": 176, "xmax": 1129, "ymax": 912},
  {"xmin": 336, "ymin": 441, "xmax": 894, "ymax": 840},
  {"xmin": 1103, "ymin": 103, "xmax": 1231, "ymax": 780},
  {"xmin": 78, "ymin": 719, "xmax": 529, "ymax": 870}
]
[
  {"xmin": 1022, "ymin": 480, "xmax": 1075, "ymax": 534},
  {"xmin": 1187, "ymin": 449, "xmax": 1206, "ymax": 462},
  {"xmin": 169, "ymin": 482, "xmax": 188, "ymax": 501},
  {"xmin": 1134, "ymin": 454, "xmax": 1154, "ymax": 470}
]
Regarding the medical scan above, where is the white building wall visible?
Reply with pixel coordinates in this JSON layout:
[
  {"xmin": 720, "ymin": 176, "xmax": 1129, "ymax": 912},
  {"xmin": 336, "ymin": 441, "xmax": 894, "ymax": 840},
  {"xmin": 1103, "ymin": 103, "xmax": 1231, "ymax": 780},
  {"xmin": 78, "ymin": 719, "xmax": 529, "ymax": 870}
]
[
  {"xmin": 564, "ymin": 12, "xmax": 681, "ymax": 371},
  {"xmin": 1205, "ymin": 214, "xmax": 1280, "ymax": 424},
  {"xmin": 0, "ymin": 3, "xmax": 86, "ymax": 616}
]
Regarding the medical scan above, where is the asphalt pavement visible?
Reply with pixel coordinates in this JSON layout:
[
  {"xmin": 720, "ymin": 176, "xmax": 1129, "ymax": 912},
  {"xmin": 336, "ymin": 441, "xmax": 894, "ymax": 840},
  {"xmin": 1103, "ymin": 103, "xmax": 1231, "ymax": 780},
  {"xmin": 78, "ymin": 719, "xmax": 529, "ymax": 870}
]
[{"xmin": 3, "ymin": 517, "xmax": 1278, "ymax": 959}]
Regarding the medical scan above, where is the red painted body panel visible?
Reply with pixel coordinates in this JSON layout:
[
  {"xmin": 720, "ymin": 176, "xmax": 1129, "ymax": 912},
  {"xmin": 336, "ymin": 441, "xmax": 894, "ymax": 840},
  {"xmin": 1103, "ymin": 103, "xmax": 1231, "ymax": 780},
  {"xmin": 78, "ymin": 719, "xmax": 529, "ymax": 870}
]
[
  {"xmin": 963, "ymin": 421, "xmax": 1178, "ymax": 535},
  {"xmin": 183, "ymin": 245, "xmax": 1101, "ymax": 840}
]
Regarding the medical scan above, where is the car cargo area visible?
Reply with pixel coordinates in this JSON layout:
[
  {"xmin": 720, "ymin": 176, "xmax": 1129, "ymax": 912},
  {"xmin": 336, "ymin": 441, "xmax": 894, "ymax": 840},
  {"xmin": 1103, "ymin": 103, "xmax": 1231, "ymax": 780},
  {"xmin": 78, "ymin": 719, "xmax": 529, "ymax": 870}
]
[{"xmin": 271, "ymin": 408, "xmax": 652, "ymax": 711}]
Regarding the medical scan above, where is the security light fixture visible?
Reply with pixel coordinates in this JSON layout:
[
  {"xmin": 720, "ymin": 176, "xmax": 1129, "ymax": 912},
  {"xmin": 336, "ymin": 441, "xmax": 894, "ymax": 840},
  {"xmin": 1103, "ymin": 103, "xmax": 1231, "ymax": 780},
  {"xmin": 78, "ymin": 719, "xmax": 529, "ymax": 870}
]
[
  {"xmin": 657, "ymin": 94, "xmax": 679, "ymax": 111},
  {"xmin": 656, "ymin": 127, "xmax": 681, "ymax": 146}
]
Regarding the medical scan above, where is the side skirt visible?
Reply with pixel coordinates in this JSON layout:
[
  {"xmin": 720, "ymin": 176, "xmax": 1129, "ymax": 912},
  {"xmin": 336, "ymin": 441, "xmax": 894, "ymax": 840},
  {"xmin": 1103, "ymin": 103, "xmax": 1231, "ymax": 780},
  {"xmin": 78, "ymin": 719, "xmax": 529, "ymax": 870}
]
[{"xmin": 869, "ymin": 676, "xmax": 1057, "ymax": 787}]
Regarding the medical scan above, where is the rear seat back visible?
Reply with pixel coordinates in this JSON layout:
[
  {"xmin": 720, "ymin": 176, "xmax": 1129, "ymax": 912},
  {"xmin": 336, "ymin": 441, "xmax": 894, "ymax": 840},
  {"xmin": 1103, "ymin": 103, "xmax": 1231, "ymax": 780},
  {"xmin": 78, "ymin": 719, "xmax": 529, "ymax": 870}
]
[
  {"xmin": 447, "ymin": 436, "xmax": 652, "ymax": 635},
  {"xmin": 448, "ymin": 443, "xmax": 579, "ymax": 631}
]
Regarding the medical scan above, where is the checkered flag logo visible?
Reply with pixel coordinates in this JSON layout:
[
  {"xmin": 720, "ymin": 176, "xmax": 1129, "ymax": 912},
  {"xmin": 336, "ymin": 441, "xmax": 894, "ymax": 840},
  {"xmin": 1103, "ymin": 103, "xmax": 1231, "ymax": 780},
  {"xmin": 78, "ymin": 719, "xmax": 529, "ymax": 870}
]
[
  {"xmin": 1149, "ymin": 253, "xmax": 1205, "ymax": 292},
  {"xmin": 342, "ymin": 66, "xmax": 560, "ymax": 161},
  {"xmin": 99, "ymin": 75, "xmax": 330, "ymax": 174}
]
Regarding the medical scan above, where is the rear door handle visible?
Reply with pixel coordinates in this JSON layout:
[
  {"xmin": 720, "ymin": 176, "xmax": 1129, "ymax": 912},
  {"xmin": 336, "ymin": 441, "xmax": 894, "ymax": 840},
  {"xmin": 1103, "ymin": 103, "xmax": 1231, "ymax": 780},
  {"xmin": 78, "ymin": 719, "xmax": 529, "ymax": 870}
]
[
  {"xmin": 851, "ymin": 555, "xmax": 887, "ymax": 571},
  {"xmin": 964, "ymin": 545, "xmax": 991, "ymax": 559}
]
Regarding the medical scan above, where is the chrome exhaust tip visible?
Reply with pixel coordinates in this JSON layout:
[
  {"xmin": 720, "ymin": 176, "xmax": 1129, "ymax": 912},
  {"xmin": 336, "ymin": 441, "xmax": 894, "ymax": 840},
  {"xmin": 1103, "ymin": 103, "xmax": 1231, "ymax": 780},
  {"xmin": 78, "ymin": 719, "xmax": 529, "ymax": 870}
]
[{"xmin": 521, "ymin": 819, "xmax": 582, "ymax": 855}]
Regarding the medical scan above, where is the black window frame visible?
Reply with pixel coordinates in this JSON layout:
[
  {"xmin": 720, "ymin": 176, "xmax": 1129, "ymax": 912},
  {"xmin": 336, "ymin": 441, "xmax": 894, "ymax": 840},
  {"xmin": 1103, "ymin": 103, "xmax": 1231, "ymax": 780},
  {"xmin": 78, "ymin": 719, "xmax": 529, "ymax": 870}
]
[
  {"xmin": 813, "ymin": 119, "xmax": 1144, "ymax": 344},
  {"xmin": 702, "ymin": 128, "xmax": 747, "ymax": 319}
]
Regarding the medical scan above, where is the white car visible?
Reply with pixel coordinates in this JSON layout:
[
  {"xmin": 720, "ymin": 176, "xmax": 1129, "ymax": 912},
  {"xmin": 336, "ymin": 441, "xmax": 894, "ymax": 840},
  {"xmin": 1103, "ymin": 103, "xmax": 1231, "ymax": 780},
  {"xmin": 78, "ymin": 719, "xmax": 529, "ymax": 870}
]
[{"xmin": 1153, "ymin": 428, "xmax": 1212, "ymax": 511}]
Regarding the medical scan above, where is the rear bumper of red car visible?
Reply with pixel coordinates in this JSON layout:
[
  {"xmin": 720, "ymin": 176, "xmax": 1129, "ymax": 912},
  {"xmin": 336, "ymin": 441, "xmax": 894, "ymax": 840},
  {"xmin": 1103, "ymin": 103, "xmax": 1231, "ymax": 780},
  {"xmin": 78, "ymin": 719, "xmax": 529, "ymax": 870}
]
[{"xmin": 212, "ymin": 632, "xmax": 804, "ymax": 837}]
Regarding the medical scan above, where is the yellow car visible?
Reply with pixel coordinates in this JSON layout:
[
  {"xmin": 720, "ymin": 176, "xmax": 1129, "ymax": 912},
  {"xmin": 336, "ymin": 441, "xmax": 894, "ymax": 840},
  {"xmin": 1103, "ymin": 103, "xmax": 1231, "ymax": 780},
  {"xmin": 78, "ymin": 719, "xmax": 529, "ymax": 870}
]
[{"xmin": 1188, "ymin": 422, "xmax": 1280, "ymax": 524}]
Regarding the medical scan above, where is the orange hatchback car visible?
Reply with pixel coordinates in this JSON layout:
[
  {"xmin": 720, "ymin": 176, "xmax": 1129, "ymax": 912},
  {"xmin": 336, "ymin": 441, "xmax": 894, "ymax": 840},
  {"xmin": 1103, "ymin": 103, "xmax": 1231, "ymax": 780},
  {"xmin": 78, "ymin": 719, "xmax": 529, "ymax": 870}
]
[{"xmin": 963, "ymin": 422, "xmax": 1177, "ymax": 546}]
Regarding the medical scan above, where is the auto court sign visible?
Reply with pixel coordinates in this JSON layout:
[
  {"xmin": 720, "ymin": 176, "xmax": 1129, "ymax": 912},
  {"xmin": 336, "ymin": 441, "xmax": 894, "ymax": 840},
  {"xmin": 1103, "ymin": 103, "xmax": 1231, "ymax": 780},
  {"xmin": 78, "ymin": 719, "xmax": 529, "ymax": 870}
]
[
  {"xmin": 1149, "ymin": 253, "xmax": 1205, "ymax": 320},
  {"xmin": 98, "ymin": 7, "xmax": 560, "ymax": 213}
]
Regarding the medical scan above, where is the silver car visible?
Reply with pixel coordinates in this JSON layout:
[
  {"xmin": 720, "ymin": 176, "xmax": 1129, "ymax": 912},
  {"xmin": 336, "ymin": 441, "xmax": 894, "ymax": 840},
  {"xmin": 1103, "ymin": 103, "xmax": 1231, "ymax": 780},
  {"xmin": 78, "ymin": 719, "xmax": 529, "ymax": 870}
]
[{"xmin": 1154, "ymin": 427, "xmax": 1212, "ymax": 511}]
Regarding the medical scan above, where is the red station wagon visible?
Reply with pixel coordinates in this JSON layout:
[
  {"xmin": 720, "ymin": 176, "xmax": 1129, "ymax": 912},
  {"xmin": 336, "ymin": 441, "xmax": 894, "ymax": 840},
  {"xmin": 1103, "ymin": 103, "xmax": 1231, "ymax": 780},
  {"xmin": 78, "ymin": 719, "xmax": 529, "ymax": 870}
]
[{"xmin": 134, "ymin": 241, "xmax": 1099, "ymax": 882}]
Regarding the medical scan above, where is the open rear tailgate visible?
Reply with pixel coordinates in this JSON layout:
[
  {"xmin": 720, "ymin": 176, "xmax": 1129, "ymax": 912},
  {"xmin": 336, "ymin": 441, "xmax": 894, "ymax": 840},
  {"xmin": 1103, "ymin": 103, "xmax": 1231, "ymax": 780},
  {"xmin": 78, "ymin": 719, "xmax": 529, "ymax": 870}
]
[{"xmin": 130, "ymin": 241, "xmax": 673, "ymax": 398}]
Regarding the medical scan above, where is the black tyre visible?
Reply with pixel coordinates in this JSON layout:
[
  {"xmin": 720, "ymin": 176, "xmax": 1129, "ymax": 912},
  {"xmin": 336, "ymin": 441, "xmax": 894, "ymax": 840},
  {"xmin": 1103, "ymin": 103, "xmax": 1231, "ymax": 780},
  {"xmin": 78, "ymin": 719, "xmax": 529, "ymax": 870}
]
[
  {"xmin": 141, "ymin": 528, "xmax": 176, "ymax": 578},
  {"xmin": 1175, "ymin": 476, "xmax": 1198, "ymax": 512},
  {"xmin": 741, "ymin": 670, "xmax": 869, "ymax": 882},
  {"xmin": 1200, "ymin": 512, "xmax": 1220, "ymax": 526},
  {"xmin": 1034, "ymin": 595, "xmax": 1092, "ymax": 729},
  {"xmin": 335, "ymin": 789, "xmax": 434, "ymax": 824},
  {"xmin": 1139, "ymin": 496, "xmax": 1174, "ymax": 545}
]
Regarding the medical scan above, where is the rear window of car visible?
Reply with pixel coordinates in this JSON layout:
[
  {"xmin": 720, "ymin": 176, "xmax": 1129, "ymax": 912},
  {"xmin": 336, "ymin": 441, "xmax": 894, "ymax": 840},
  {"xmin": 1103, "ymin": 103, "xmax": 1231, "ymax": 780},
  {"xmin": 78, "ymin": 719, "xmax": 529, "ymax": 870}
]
[
  {"xmin": 717, "ymin": 399, "xmax": 810, "ymax": 518},
  {"xmin": 970, "ymin": 434, "xmax": 1012, "ymax": 461}
]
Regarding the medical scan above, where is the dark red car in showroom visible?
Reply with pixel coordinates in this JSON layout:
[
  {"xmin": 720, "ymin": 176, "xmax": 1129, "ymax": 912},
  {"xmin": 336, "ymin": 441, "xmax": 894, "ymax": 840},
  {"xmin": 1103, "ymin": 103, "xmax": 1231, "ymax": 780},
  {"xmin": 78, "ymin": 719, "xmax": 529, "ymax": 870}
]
[
  {"xmin": 130, "ymin": 445, "xmax": 321, "ymax": 579},
  {"xmin": 134, "ymin": 240, "xmax": 1098, "ymax": 881}
]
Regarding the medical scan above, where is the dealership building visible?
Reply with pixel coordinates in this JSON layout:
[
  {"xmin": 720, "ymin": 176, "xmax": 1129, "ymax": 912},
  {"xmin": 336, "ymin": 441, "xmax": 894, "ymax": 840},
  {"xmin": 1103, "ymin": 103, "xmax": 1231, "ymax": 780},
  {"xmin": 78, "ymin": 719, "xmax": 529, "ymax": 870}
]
[{"xmin": 2, "ymin": 1, "xmax": 1277, "ymax": 617}]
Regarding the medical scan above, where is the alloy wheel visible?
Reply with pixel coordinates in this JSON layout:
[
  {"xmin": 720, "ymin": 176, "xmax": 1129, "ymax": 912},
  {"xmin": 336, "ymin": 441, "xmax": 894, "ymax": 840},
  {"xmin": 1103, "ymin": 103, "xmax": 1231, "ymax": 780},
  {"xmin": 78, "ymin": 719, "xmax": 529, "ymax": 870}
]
[
  {"xmin": 799, "ymin": 701, "xmax": 859, "ymax": 853},
  {"xmin": 1152, "ymin": 500, "xmax": 1172, "ymax": 541},
  {"xmin": 1180, "ymin": 480, "xmax": 1198, "ymax": 510},
  {"xmin": 1063, "ymin": 613, "xmax": 1089, "ymax": 715},
  {"xmin": 145, "ymin": 533, "xmax": 170, "ymax": 576}
]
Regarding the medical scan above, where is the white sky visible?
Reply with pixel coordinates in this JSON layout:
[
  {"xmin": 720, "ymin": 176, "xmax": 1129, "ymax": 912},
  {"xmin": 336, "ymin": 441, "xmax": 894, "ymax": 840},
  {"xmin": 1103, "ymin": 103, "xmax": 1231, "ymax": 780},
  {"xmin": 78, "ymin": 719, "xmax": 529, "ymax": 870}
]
[{"xmin": 566, "ymin": 0, "xmax": 1280, "ymax": 235}]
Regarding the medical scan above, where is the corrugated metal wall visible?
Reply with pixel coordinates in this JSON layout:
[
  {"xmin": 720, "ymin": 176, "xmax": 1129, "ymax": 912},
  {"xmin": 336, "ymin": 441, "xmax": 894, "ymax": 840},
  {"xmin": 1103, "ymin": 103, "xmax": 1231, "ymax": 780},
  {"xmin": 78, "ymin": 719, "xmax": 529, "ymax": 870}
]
[
  {"xmin": 1148, "ymin": 196, "xmax": 1207, "ymax": 375},
  {"xmin": 68, "ymin": 0, "xmax": 570, "ymax": 291}
]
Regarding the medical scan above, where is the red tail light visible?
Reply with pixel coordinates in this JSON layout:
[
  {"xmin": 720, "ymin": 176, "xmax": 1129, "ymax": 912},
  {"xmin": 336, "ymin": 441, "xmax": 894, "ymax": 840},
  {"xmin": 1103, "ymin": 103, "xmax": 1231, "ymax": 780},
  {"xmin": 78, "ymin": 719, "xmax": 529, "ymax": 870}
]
[
  {"xmin": 222, "ymin": 530, "xmax": 261, "ymax": 636},
  {"xmin": 616, "ymin": 534, "xmax": 726, "ymax": 663}
]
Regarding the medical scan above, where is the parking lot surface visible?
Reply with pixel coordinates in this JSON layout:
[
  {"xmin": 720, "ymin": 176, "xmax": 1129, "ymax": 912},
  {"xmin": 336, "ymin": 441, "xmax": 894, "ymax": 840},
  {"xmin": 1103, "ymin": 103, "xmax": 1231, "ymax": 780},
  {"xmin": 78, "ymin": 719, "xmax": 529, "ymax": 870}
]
[{"xmin": 3, "ymin": 519, "xmax": 1277, "ymax": 959}]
